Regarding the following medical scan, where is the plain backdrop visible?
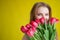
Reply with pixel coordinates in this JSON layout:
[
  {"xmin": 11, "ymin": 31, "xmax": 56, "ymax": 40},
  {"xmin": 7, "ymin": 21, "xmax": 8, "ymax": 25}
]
[{"xmin": 0, "ymin": 0, "xmax": 60, "ymax": 40}]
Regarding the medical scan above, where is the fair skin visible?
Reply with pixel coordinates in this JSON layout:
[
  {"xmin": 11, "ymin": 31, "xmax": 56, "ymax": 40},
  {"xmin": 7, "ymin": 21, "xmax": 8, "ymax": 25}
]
[
  {"xmin": 22, "ymin": 6, "xmax": 57, "ymax": 40},
  {"xmin": 35, "ymin": 6, "xmax": 49, "ymax": 21}
]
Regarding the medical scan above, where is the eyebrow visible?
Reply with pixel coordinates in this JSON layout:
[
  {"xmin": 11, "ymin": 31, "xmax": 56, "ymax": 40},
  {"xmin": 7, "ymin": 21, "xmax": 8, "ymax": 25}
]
[{"xmin": 37, "ymin": 13, "xmax": 42, "ymax": 14}]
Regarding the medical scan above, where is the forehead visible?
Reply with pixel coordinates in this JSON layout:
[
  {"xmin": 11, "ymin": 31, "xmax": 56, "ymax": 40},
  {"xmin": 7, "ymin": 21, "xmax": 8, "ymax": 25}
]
[{"xmin": 37, "ymin": 6, "xmax": 49, "ymax": 13}]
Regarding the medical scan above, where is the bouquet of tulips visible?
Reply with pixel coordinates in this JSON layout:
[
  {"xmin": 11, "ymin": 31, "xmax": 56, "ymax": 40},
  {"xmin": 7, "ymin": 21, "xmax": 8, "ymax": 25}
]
[{"xmin": 21, "ymin": 17, "xmax": 59, "ymax": 40}]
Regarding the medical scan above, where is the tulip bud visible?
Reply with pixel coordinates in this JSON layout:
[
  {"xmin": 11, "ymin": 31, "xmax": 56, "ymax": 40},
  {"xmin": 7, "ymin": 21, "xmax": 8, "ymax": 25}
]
[
  {"xmin": 50, "ymin": 17, "xmax": 59, "ymax": 24},
  {"xmin": 31, "ymin": 26, "xmax": 36, "ymax": 32},
  {"xmin": 21, "ymin": 26, "xmax": 28, "ymax": 33},
  {"xmin": 35, "ymin": 19, "xmax": 40, "ymax": 24},
  {"xmin": 39, "ymin": 17, "xmax": 45, "ymax": 24},
  {"xmin": 30, "ymin": 21, "xmax": 38, "ymax": 28},
  {"xmin": 26, "ymin": 24, "xmax": 31, "ymax": 29},
  {"xmin": 27, "ymin": 28, "xmax": 34, "ymax": 37}
]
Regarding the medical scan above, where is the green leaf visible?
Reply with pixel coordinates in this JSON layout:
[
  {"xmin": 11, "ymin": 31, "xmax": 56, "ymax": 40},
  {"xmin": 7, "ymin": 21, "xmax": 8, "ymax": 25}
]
[
  {"xmin": 34, "ymin": 32, "xmax": 41, "ymax": 40},
  {"xmin": 37, "ymin": 30, "xmax": 43, "ymax": 40},
  {"xmin": 50, "ymin": 29, "xmax": 56, "ymax": 40},
  {"xmin": 44, "ymin": 30, "xmax": 49, "ymax": 40}
]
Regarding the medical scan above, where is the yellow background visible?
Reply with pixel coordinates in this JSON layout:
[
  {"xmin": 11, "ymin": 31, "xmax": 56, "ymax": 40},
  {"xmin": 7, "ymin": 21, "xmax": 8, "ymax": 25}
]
[{"xmin": 0, "ymin": 0, "xmax": 60, "ymax": 40}]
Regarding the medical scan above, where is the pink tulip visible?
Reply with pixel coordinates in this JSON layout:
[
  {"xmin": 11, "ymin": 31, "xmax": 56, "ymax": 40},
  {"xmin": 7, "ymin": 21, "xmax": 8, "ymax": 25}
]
[
  {"xmin": 21, "ymin": 26, "xmax": 28, "ymax": 33},
  {"xmin": 39, "ymin": 17, "xmax": 45, "ymax": 24},
  {"xmin": 50, "ymin": 17, "xmax": 59, "ymax": 24},
  {"xmin": 31, "ymin": 26, "xmax": 36, "ymax": 32},
  {"xmin": 26, "ymin": 24, "xmax": 31, "ymax": 29},
  {"xmin": 30, "ymin": 21, "xmax": 38, "ymax": 28},
  {"xmin": 35, "ymin": 19, "xmax": 39, "ymax": 23},
  {"xmin": 27, "ymin": 28, "xmax": 34, "ymax": 37}
]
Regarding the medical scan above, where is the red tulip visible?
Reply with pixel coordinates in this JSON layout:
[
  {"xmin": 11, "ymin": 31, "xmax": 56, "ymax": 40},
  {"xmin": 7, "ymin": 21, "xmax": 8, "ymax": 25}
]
[
  {"xmin": 21, "ymin": 26, "xmax": 28, "ymax": 33},
  {"xmin": 35, "ymin": 19, "xmax": 40, "ymax": 24},
  {"xmin": 27, "ymin": 28, "xmax": 34, "ymax": 37},
  {"xmin": 31, "ymin": 26, "xmax": 36, "ymax": 32},
  {"xmin": 26, "ymin": 24, "xmax": 31, "ymax": 29},
  {"xmin": 39, "ymin": 17, "xmax": 45, "ymax": 24},
  {"xmin": 30, "ymin": 21, "xmax": 38, "ymax": 28},
  {"xmin": 50, "ymin": 17, "xmax": 59, "ymax": 24}
]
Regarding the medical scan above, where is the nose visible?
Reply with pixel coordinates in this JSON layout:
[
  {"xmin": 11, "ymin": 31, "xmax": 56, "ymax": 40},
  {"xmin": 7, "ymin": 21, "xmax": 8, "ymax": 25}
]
[{"xmin": 42, "ymin": 15, "xmax": 47, "ymax": 21}]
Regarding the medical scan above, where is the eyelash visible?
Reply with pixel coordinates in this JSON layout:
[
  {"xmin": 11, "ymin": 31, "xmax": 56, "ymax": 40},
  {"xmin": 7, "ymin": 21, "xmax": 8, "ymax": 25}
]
[
  {"xmin": 37, "ymin": 14, "xmax": 49, "ymax": 16},
  {"xmin": 37, "ymin": 14, "xmax": 42, "ymax": 16},
  {"xmin": 45, "ymin": 14, "xmax": 49, "ymax": 16}
]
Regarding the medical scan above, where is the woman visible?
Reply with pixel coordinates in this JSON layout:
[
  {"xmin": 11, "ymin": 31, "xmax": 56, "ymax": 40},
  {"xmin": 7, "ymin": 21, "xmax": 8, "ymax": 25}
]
[{"xmin": 22, "ymin": 2, "xmax": 58, "ymax": 40}]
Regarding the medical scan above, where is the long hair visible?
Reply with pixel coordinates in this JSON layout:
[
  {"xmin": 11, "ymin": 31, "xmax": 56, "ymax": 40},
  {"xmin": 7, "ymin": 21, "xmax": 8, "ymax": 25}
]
[{"xmin": 30, "ymin": 2, "xmax": 51, "ymax": 22}]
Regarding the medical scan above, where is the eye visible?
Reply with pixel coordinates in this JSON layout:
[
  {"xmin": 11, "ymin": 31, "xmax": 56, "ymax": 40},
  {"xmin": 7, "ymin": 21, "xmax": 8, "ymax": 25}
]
[
  {"xmin": 37, "ymin": 13, "xmax": 42, "ymax": 16},
  {"xmin": 45, "ymin": 13, "xmax": 49, "ymax": 16}
]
